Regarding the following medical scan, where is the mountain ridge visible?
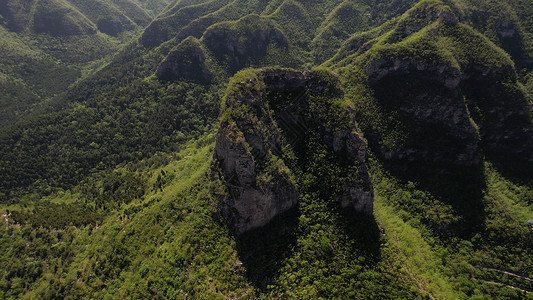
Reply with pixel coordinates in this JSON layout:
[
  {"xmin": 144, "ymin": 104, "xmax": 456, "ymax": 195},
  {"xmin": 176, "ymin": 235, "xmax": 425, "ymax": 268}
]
[{"xmin": 0, "ymin": 0, "xmax": 532, "ymax": 298}]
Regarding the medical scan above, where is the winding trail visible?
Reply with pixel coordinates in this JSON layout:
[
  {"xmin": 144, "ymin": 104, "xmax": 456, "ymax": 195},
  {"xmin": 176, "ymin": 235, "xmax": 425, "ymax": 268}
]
[
  {"xmin": 476, "ymin": 266, "xmax": 533, "ymax": 283},
  {"xmin": 472, "ymin": 266, "xmax": 533, "ymax": 294},
  {"xmin": 481, "ymin": 280, "xmax": 532, "ymax": 294}
]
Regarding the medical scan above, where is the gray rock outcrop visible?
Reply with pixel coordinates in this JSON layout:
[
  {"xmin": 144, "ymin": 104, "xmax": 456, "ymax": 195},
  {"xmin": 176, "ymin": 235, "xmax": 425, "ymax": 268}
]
[
  {"xmin": 360, "ymin": 13, "xmax": 532, "ymax": 178},
  {"xmin": 365, "ymin": 59, "xmax": 482, "ymax": 173},
  {"xmin": 213, "ymin": 68, "xmax": 373, "ymax": 234}
]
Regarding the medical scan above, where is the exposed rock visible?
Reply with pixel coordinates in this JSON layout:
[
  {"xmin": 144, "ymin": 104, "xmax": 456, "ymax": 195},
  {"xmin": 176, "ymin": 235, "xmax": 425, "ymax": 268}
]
[
  {"xmin": 203, "ymin": 27, "xmax": 287, "ymax": 69},
  {"xmin": 331, "ymin": 129, "xmax": 373, "ymax": 214},
  {"xmin": 495, "ymin": 20, "xmax": 528, "ymax": 68},
  {"xmin": 153, "ymin": 15, "xmax": 289, "ymax": 82},
  {"xmin": 215, "ymin": 126, "xmax": 298, "ymax": 235},
  {"xmin": 262, "ymin": 68, "xmax": 306, "ymax": 91},
  {"xmin": 391, "ymin": 2, "xmax": 457, "ymax": 42},
  {"xmin": 438, "ymin": 10, "xmax": 458, "ymax": 25},
  {"xmin": 155, "ymin": 37, "xmax": 212, "ymax": 83},
  {"xmin": 366, "ymin": 58, "xmax": 461, "ymax": 89},
  {"xmin": 214, "ymin": 68, "xmax": 373, "ymax": 234},
  {"xmin": 461, "ymin": 76, "xmax": 533, "ymax": 177},
  {"xmin": 361, "ymin": 18, "xmax": 532, "ymax": 179},
  {"xmin": 366, "ymin": 61, "xmax": 482, "ymax": 174}
]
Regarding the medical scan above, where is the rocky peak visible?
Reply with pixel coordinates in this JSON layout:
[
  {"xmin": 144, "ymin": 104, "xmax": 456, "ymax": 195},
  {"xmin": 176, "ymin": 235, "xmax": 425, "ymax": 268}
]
[
  {"xmin": 213, "ymin": 68, "xmax": 373, "ymax": 234},
  {"xmin": 391, "ymin": 1, "xmax": 458, "ymax": 41}
]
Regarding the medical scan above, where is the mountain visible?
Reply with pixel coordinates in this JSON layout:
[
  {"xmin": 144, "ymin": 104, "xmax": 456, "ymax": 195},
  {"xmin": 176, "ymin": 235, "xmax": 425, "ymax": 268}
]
[{"xmin": 0, "ymin": 0, "xmax": 532, "ymax": 298}]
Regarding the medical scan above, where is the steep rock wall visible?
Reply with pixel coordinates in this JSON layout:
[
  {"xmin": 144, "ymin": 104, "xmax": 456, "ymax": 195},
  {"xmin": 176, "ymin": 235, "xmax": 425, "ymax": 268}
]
[
  {"xmin": 339, "ymin": 0, "xmax": 533, "ymax": 183},
  {"xmin": 213, "ymin": 68, "xmax": 373, "ymax": 234}
]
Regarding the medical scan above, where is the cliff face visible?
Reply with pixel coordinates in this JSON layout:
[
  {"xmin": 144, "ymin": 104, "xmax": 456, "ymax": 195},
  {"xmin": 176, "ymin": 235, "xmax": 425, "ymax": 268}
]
[
  {"xmin": 462, "ymin": 74, "xmax": 533, "ymax": 177},
  {"xmin": 213, "ymin": 68, "xmax": 373, "ymax": 234},
  {"xmin": 337, "ymin": 0, "xmax": 533, "ymax": 183},
  {"xmin": 365, "ymin": 58, "xmax": 482, "ymax": 173},
  {"xmin": 364, "ymin": 49, "xmax": 532, "ymax": 180}
]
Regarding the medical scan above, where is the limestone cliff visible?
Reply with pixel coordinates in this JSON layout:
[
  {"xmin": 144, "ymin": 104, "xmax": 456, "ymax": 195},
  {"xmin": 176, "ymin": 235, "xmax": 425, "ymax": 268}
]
[
  {"xmin": 213, "ymin": 68, "xmax": 373, "ymax": 234},
  {"xmin": 335, "ymin": 0, "xmax": 533, "ymax": 183}
]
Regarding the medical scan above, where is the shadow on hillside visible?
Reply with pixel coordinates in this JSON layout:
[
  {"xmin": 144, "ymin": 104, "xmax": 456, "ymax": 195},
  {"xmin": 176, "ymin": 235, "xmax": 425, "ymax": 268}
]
[
  {"xmin": 235, "ymin": 207, "xmax": 299, "ymax": 292},
  {"xmin": 235, "ymin": 204, "xmax": 384, "ymax": 293},
  {"xmin": 337, "ymin": 208, "xmax": 382, "ymax": 266},
  {"xmin": 486, "ymin": 153, "xmax": 533, "ymax": 186},
  {"xmin": 385, "ymin": 160, "xmax": 487, "ymax": 238},
  {"xmin": 366, "ymin": 74, "xmax": 488, "ymax": 237},
  {"xmin": 460, "ymin": 77, "xmax": 533, "ymax": 185}
]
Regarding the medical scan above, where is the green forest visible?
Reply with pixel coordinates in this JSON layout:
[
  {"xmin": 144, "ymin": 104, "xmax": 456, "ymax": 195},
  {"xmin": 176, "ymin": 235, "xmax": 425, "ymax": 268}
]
[{"xmin": 0, "ymin": 0, "xmax": 532, "ymax": 298}]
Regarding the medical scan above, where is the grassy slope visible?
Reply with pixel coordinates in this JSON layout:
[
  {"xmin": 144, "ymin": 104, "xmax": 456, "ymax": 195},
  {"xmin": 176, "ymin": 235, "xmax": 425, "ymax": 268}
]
[
  {"xmin": 327, "ymin": 1, "xmax": 533, "ymax": 297},
  {"xmin": 374, "ymin": 163, "xmax": 533, "ymax": 299},
  {"xmin": 0, "ymin": 134, "xmax": 428, "ymax": 298},
  {"xmin": 2, "ymin": 132, "xmax": 530, "ymax": 298}
]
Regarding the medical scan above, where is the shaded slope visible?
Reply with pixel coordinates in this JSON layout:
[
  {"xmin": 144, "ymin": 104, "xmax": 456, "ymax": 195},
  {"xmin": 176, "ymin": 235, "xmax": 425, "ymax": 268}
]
[
  {"xmin": 330, "ymin": 0, "xmax": 533, "ymax": 188},
  {"xmin": 0, "ymin": 137, "xmax": 422, "ymax": 299}
]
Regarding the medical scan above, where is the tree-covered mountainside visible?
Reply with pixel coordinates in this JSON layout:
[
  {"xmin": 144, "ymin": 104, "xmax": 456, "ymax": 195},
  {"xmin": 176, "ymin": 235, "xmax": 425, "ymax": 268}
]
[
  {"xmin": 1, "ymin": 0, "xmax": 532, "ymax": 298},
  {"xmin": 0, "ymin": 0, "xmax": 170, "ymax": 128}
]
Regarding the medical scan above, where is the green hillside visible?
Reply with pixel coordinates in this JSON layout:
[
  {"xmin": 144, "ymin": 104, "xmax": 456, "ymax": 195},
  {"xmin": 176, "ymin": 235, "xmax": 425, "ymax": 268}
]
[
  {"xmin": 0, "ymin": 0, "xmax": 169, "ymax": 128},
  {"xmin": 1, "ymin": 0, "xmax": 532, "ymax": 298}
]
